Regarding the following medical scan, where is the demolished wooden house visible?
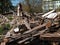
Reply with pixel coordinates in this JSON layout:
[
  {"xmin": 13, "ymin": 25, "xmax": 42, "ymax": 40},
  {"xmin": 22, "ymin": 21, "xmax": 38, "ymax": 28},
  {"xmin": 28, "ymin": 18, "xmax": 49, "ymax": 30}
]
[{"xmin": 0, "ymin": 10, "xmax": 60, "ymax": 45}]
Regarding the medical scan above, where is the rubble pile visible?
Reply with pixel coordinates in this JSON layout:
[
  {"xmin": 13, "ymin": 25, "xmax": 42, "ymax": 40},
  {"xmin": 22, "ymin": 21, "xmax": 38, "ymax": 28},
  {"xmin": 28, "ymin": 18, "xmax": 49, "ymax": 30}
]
[{"xmin": 0, "ymin": 10, "xmax": 60, "ymax": 45}]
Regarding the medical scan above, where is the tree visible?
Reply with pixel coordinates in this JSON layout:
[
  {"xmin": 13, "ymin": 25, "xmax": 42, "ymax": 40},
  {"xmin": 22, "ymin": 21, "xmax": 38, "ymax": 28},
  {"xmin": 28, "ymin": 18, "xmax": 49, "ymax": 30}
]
[
  {"xmin": 22, "ymin": 0, "xmax": 42, "ymax": 13},
  {"xmin": 22, "ymin": 0, "xmax": 33, "ymax": 13},
  {"xmin": 0, "ymin": 0, "xmax": 14, "ymax": 14},
  {"xmin": 56, "ymin": 7, "xmax": 60, "ymax": 12}
]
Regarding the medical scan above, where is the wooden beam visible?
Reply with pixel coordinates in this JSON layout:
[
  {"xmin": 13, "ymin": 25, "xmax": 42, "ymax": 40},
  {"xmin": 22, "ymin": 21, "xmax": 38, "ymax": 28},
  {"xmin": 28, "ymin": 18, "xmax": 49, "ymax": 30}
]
[
  {"xmin": 1, "ymin": 38, "xmax": 9, "ymax": 45},
  {"xmin": 24, "ymin": 20, "xmax": 31, "ymax": 30},
  {"xmin": 52, "ymin": 42, "xmax": 59, "ymax": 45},
  {"xmin": 33, "ymin": 29, "xmax": 48, "ymax": 36},
  {"xmin": 23, "ymin": 23, "xmax": 46, "ymax": 34},
  {"xmin": 18, "ymin": 37, "xmax": 31, "ymax": 44},
  {"xmin": 18, "ymin": 29, "xmax": 48, "ymax": 44},
  {"xmin": 1, "ymin": 42, "xmax": 6, "ymax": 45}
]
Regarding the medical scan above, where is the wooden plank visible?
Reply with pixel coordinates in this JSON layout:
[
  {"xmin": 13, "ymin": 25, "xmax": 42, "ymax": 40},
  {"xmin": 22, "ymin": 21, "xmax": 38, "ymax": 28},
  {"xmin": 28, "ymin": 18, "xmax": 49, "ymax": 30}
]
[
  {"xmin": 52, "ymin": 42, "xmax": 59, "ymax": 45},
  {"xmin": 23, "ymin": 23, "xmax": 46, "ymax": 34},
  {"xmin": 33, "ymin": 29, "xmax": 48, "ymax": 36},
  {"xmin": 24, "ymin": 20, "xmax": 31, "ymax": 30},
  {"xmin": 1, "ymin": 42, "xmax": 6, "ymax": 45},
  {"xmin": 40, "ymin": 33, "xmax": 60, "ymax": 38},
  {"xmin": 18, "ymin": 37, "xmax": 31, "ymax": 44},
  {"xmin": 18, "ymin": 29, "xmax": 48, "ymax": 44}
]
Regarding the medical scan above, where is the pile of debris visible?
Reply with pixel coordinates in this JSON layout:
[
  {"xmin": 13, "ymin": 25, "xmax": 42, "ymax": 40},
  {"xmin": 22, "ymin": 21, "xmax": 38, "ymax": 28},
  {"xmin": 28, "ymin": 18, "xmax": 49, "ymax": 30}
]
[{"xmin": 0, "ymin": 10, "xmax": 60, "ymax": 45}]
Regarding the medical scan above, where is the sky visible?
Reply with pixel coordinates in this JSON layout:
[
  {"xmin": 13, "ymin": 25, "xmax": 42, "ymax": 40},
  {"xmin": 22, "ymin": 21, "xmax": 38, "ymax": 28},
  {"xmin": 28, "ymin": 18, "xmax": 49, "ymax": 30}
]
[{"xmin": 11, "ymin": 0, "xmax": 23, "ymax": 6}]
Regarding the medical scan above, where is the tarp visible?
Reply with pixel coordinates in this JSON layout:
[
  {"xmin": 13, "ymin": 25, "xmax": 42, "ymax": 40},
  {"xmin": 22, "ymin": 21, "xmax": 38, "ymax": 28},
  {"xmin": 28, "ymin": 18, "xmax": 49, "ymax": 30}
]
[
  {"xmin": 42, "ymin": 10, "xmax": 55, "ymax": 17},
  {"xmin": 46, "ymin": 13, "xmax": 57, "ymax": 19}
]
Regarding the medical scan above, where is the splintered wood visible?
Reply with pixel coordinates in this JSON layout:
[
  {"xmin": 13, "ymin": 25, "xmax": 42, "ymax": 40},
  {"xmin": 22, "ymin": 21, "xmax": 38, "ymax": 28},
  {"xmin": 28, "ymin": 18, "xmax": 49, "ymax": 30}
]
[
  {"xmin": 46, "ymin": 20, "xmax": 52, "ymax": 29},
  {"xmin": 1, "ymin": 38, "xmax": 8, "ymax": 45}
]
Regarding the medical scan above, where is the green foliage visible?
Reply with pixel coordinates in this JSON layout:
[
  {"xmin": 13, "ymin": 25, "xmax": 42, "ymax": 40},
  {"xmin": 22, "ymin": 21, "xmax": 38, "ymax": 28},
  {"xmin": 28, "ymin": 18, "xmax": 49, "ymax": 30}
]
[
  {"xmin": 3, "ymin": 23, "xmax": 11, "ymax": 30},
  {"xmin": 8, "ymin": 16, "xmax": 13, "ymax": 21},
  {"xmin": 0, "ymin": 26, "xmax": 4, "ymax": 35},
  {"xmin": 0, "ymin": 0, "xmax": 14, "ymax": 14},
  {"xmin": 22, "ymin": 0, "xmax": 42, "ymax": 13},
  {"xmin": 56, "ymin": 7, "xmax": 60, "ymax": 12},
  {"xmin": 0, "ymin": 23, "xmax": 11, "ymax": 35}
]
